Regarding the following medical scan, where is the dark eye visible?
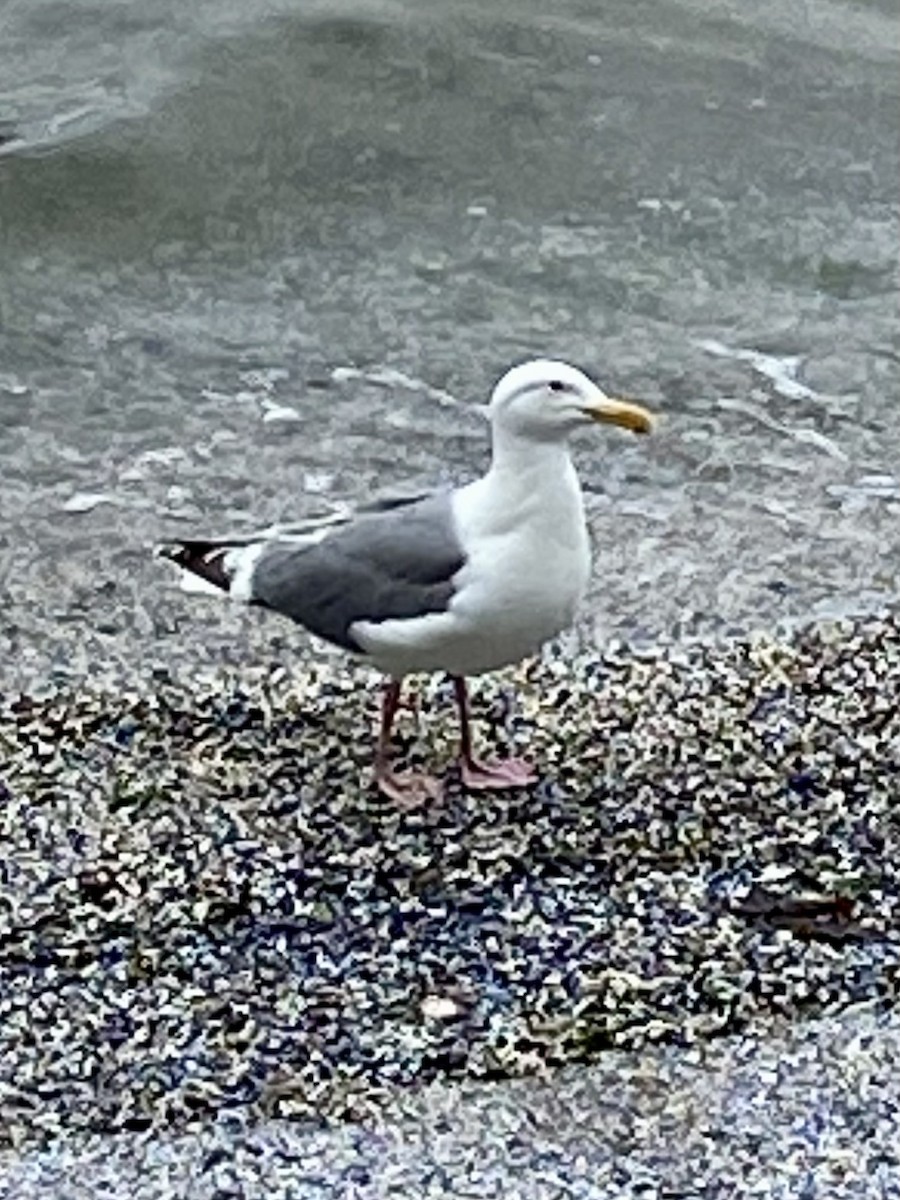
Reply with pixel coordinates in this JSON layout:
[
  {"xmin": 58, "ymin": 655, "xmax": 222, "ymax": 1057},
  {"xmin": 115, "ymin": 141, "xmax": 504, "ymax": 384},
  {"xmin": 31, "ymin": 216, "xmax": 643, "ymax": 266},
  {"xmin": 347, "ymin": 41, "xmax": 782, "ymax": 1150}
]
[{"xmin": 548, "ymin": 380, "xmax": 566, "ymax": 392}]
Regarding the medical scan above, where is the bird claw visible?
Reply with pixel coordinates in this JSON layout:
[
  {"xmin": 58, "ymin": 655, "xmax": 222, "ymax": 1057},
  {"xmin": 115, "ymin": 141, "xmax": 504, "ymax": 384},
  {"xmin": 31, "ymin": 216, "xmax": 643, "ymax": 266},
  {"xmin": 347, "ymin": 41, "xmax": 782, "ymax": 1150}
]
[
  {"xmin": 375, "ymin": 768, "xmax": 443, "ymax": 809},
  {"xmin": 459, "ymin": 756, "xmax": 538, "ymax": 791}
]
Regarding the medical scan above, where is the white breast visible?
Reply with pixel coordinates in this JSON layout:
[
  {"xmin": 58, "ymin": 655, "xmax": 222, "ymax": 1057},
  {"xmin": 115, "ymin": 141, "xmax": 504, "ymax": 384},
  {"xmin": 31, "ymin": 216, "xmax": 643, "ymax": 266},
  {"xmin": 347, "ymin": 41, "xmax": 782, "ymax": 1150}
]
[
  {"xmin": 352, "ymin": 456, "xmax": 591, "ymax": 678},
  {"xmin": 450, "ymin": 465, "xmax": 591, "ymax": 651}
]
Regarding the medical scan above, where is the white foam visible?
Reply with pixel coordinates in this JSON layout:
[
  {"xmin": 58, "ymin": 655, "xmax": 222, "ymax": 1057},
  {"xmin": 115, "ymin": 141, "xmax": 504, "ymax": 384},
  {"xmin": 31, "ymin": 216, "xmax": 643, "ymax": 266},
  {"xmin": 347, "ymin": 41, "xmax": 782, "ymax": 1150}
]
[
  {"xmin": 714, "ymin": 397, "xmax": 847, "ymax": 461},
  {"xmin": 120, "ymin": 446, "xmax": 191, "ymax": 483},
  {"xmin": 136, "ymin": 447, "xmax": 190, "ymax": 469},
  {"xmin": 696, "ymin": 339, "xmax": 819, "ymax": 401},
  {"xmin": 0, "ymin": 376, "xmax": 29, "ymax": 396},
  {"xmin": 303, "ymin": 470, "xmax": 335, "ymax": 494},
  {"xmin": 60, "ymin": 491, "xmax": 115, "ymax": 514},
  {"xmin": 261, "ymin": 403, "xmax": 302, "ymax": 425},
  {"xmin": 331, "ymin": 364, "xmax": 464, "ymax": 410},
  {"xmin": 827, "ymin": 477, "xmax": 900, "ymax": 502},
  {"xmin": 239, "ymin": 367, "xmax": 289, "ymax": 391}
]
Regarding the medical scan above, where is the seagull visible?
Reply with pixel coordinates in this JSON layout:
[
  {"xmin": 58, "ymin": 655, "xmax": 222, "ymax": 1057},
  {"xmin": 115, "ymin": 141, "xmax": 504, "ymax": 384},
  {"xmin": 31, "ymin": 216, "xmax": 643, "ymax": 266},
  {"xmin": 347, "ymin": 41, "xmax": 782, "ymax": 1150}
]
[{"xmin": 157, "ymin": 359, "xmax": 654, "ymax": 805}]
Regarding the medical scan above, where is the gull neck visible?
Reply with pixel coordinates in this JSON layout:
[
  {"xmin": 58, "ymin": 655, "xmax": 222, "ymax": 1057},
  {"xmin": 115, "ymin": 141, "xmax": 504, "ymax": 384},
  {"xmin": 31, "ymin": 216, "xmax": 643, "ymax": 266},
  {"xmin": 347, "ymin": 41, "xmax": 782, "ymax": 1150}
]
[{"xmin": 487, "ymin": 423, "xmax": 576, "ymax": 485}]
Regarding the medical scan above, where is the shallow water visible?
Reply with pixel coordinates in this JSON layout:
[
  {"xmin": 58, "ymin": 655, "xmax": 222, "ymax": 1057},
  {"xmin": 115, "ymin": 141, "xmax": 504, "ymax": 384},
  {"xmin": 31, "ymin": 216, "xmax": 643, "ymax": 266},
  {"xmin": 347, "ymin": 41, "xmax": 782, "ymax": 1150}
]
[{"xmin": 0, "ymin": 0, "xmax": 898, "ymax": 685}]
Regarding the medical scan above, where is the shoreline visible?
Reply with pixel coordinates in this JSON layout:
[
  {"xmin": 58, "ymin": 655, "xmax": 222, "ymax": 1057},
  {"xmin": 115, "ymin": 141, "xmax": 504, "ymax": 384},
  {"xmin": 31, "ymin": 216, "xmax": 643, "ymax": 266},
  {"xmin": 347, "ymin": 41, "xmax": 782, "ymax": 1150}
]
[
  {"xmin": 2, "ymin": 1004, "xmax": 897, "ymax": 1198},
  {"xmin": 5, "ymin": 596, "xmax": 898, "ymax": 697}
]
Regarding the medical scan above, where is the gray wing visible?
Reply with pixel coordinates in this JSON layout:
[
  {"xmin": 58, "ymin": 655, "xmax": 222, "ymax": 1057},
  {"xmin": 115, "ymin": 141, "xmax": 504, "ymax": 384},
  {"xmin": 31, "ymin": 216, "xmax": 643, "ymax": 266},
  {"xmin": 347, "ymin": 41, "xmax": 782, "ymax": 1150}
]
[{"xmin": 249, "ymin": 491, "xmax": 466, "ymax": 652}]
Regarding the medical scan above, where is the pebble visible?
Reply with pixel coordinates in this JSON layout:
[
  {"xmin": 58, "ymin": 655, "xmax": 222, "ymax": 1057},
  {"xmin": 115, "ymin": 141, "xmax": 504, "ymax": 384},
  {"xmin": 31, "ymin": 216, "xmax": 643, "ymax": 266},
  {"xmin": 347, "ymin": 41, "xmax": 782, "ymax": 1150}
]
[{"xmin": 0, "ymin": 612, "xmax": 898, "ymax": 1159}]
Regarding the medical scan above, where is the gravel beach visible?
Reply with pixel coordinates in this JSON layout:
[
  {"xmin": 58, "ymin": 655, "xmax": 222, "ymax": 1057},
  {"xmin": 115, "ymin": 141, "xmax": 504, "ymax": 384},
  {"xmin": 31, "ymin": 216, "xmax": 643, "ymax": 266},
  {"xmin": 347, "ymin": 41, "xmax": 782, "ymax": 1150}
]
[{"xmin": 2, "ymin": 612, "xmax": 898, "ymax": 1178}]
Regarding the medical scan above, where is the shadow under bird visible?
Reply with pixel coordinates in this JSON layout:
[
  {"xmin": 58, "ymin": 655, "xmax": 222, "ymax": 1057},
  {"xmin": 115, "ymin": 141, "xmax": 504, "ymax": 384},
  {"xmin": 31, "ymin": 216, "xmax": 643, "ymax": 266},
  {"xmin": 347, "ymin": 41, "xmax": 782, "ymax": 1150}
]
[{"xmin": 156, "ymin": 359, "xmax": 655, "ymax": 805}]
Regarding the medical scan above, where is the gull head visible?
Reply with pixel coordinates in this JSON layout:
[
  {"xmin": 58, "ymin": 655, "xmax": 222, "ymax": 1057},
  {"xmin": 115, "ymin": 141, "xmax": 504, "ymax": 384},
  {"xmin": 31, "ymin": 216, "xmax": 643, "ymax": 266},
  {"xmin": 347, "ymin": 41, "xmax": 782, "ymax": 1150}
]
[{"xmin": 486, "ymin": 359, "xmax": 654, "ymax": 441}]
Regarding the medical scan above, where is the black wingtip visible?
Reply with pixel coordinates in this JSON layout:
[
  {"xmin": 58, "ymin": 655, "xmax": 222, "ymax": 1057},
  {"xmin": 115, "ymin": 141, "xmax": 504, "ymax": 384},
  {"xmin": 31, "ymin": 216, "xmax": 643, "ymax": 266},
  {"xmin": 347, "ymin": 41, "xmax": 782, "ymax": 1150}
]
[{"xmin": 154, "ymin": 540, "xmax": 232, "ymax": 591}]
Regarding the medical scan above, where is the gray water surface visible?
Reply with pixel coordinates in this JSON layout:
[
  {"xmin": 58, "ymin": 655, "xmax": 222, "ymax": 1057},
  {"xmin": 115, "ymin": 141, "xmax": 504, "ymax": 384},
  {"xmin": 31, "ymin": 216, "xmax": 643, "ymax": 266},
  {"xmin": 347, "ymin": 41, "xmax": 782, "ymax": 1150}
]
[{"xmin": 0, "ymin": 0, "xmax": 898, "ymax": 684}]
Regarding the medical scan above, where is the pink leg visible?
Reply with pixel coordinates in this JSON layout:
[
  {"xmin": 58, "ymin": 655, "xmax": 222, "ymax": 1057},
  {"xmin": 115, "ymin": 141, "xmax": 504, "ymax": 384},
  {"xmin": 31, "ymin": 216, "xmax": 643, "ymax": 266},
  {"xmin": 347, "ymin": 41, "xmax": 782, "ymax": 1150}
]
[
  {"xmin": 374, "ymin": 679, "xmax": 442, "ymax": 808},
  {"xmin": 453, "ymin": 677, "xmax": 538, "ymax": 791}
]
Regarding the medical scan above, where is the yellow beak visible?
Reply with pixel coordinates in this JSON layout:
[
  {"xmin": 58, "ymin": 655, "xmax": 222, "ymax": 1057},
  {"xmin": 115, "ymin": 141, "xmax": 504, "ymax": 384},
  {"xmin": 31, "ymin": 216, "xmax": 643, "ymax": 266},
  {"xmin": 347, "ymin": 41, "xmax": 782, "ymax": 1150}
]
[{"xmin": 581, "ymin": 396, "xmax": 655, "ymax": 434}]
